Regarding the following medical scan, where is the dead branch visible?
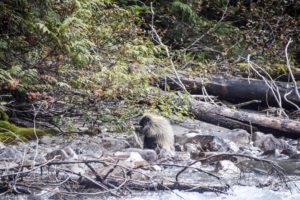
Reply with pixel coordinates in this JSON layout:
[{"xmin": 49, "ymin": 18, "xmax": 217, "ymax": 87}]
[{"xmin": 175, "ymin": 153, "xmax": 289, "ymax": 189}]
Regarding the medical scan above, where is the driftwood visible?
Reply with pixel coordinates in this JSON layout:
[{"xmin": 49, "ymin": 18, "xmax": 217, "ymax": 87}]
[
  {"xmin": 189, "ymin": 98, "xmax": 300, "ymax": 138},
  {"xmin": 162, "ymin": 73, "xmax": 300, "ymax": 108},
  {"xmin": 0, "ymin": 159, "xmax": 228, "ymax": 197}
]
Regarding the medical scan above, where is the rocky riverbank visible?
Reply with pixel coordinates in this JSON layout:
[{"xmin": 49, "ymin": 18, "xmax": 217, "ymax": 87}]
[{"xmin": 1, "ymin": 117, "xmax": 300, "ymax": 199}]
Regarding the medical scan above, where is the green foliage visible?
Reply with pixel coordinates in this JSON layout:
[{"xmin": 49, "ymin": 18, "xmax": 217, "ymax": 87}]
[
  {"xmin": 33, "ymin": 0, "xmax": 104, "ymax": 66},
  {"xmin": 151, "ymin": 91, "xmax": 190, "ymax": 118},
  {"xmin": 0, "ymin": 0, "xmax": 208, "ymax": 135},
  {"xmin": 0, "ymin": 0, "xmax": 109, "ymax": 67},
  {"xmin": 171, "ymin": 1, "xmax": 198, "ymax": 24},
  {"xmin": 101, "ymin": 111, "xmax": 136, "ymax": 133},
  {"xmin": 139, "ymin": 0, "xmax": 300, "ymax": 76},
  {"xmin": 0, "ymin": 66, "xmax": 38, "ymax": 92}
]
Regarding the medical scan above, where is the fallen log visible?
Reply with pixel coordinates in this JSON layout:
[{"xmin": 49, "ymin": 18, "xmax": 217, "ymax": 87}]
[
  {"xmin": 276, "ymin": 68, "xmax": 300, "ymax": 81},
  {"xmin": 162, "ymin": 73, "xmax": 300, "ymax": 109},
  {"xmin": 189, "ymin": 98, "xmax": 300, "ymax": 138}
]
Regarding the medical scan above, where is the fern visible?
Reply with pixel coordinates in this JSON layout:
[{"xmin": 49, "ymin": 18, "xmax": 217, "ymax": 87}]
[
  {"xmin": 8, "ymin": 65, "xmax": 22, "ymax": 76},
  {"xmin": 0, "ymin": 69, "xmax": 13, "ymax": 84},
  {"xmin": 19, "ymin": 69, "xmax": 38, "ymax": 84},
  {"xmin": 171, "ymin": 1, "xmax": 198, "ymax": 24},
  {"xmin": 0, "ymin": 66, "xmax": 38, "ymax": 88}
]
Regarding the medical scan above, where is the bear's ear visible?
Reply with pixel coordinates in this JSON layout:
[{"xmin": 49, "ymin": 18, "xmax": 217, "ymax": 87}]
[{"xmin": 139, "ymin": 115, "xmax": 150, "ymax": 127}]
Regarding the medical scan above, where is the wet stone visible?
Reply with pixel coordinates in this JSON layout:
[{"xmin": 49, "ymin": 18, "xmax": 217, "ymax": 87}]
[
  {"xmin": 185, "ymin": 135, "xmax": 231, "ymax": 152},
  {"xmin": 122, "ymin": 152, "xmax": 148, "ymax": 168},
  {"xmin": 46, "ymin": 147, "xmax": 78, "ymax": 161},
  {"xmin": 40, "ymin": 136, "xmax": 61, "ymax": 145},
  {"xmin": 102, "ymin": 138, "xmax": 130, "ymax": 151},
  {"xmin": 158, "ymin": 148, "xmax": 176, "ymax": 159},
  {"xmin": 74, "ymin": 143, "xmax": 103, "ymax": 158},
  {"xmin": 0, "ymin": 147, "xmax": 23, "ymax": 162},
  {"xmin": 124, "ymin": 148, "xmax": 158, "ymax": 162},
  {"xmin": 216, "ymin": 160, "xmax": 241, "ymax": 175},
  {"xmin": 126, "ymin": 135, "xmax": 143, "ymax": 148},
  {"xmin": 230, "ymin": 129, "xmax": 250, "ymax": 144},
  {"xmin": 281, "ymin": 148, "xmax": 298, "ymax": 157},
  {"xmin": 27, "ymin": 154, "xmax": 47, "ymax": 164},
  {"xmin": 184, "ymin": 143, "xmax": 198, "ymax": 154},
  {"xmin": 252, "ymin": 132, "xmax": 294, "ymax": 152},
  {"xmin": 174, "ymin": 151, "xmax": 191, "ymax": 161},
  {"xmin": 290, "ymin": 153, "xmax": 300, "ymax": 159},
  {"xmin": 150, "ymin": 165, "xmax": 162, "ymax": 171}
]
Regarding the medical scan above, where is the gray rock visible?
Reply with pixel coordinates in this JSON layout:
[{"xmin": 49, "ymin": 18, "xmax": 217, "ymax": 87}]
[
  {"xmin": 158, "ymin": 148, "xmax": 175, "ymax": 159},
  {"xmin": 171, "ymin": 117, "xmax": 230, "ymax": 137},
  {"xmin": 185, "ymin": 135, "xmax": 231, "ymax": 152},
  {"xmin": 184, "ymin": 143, "xmax": 200, "ymax": 159},
  {"xmin": 230, "ymin": 129, "xmax": 250, "ymax": 144},
  {"xmin": 28, "ymin": 154, "xmax": 47, "ymax": 164},
  {"xmin": 252, "ymin": 132, "xmax": 294, "ymax": 152},
  {"xmin": 124, "ymin": 148, "xmax": 158, "ymax": 162},
  {"xmin": 184, "ymin": 143, "xmax": 198, "ymax": 154},
  {"xmin": 281, "ymin": 148, "xmax": 298, "ymax": 157},
  {"xmin": 239, "ymin": 158, "xmax": 300, "ymax": 176},
  {"xmin": 46, "ymin": 147, "xmax": 77, "ymax": 161},
  {"xmin": 238, "ymin": 160, "xmax": 273, "ymax": 174},
  {"xmin": 39, "ymin": 136, "xmax": 57, "ymax": 145},
  {"xmin": 277, "ymin": 160, "xmax": 300, "ymax": 175},
  {"xmin": 216, "ymin": 160, "xmax": 241, "ymax": 174},
  {"xmin": 28, "ymin": 188, "xmax": 59, "ymax": 200},
  {"xmin": 150, "ymin": 165, "xmax": 162, "ymax": 171},
  {"xmin": 0, "ymin": 147, "xmax": 23, "ymax": 162},
  {"xmin": 126, "ymin": 134, "xmax": 143, "ymax": 148},
  {"xmin": 102, "ymin": 138, "xmax": 130, "ymax": 151},
  {"xmin": 74, "ymin": 143, "xmax": 103, "ymax": 158},
  {"xmin": 121, "ymin": 152, "xmax": 148, "ymax": 168},
  {"xmin": 175, "ymin": 151, "xmax": 191, "ymax": 160},
  {"xmin": 261, "ymin": 149, "xmax": 283, "ymax": 159}
]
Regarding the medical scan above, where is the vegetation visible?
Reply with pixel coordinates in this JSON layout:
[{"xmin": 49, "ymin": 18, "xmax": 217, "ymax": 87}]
[{"xmin": 0, "ymin": 0, "xmax": 300, "ymax": 140}]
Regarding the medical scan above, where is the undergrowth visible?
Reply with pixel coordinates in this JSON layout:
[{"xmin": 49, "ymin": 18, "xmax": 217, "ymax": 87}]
[{"xmin": 0, "ymin": 0, "xmax": 191, "ymax": 135}]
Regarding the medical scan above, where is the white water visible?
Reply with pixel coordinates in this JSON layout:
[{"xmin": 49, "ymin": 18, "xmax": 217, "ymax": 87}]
[{"xmin": 105, "ymin": 185, "xmax": 300, "ymax": 200}]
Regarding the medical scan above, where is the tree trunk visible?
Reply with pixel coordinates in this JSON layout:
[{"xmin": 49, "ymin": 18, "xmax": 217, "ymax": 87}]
[
  {"xmin": 189, "ymin": 98, "xmax": 300, "ymax": 138},
  {"xmin": 162, "ymin": 73, "xmax": 300, "ymax": 109}
]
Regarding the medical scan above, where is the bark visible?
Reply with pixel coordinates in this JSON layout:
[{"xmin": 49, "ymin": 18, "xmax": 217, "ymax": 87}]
[
  {"xmin": 162, "ymin": 73, "xmax": 300, "ymax": 109},
  {"xmin": 189, "ymin": 98, "xmax": 300, "ymax": 138}
]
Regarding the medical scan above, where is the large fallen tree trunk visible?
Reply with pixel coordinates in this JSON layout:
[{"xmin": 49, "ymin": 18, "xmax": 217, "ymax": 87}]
[
  {"xmin": 162, "ymin": 73, "xmax": 300, "ymax": 109},
  {"xmin": 189, "ymin": 98, "xmax": 300, "ymax": 138}
]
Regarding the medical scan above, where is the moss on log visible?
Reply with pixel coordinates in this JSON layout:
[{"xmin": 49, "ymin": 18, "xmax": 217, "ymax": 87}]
[{"xmin": 0, "ymin": 114, "xmax": 58, "ymax": 143}]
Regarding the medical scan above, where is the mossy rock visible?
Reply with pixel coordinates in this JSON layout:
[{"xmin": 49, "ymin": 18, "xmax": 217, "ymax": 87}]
[{"xmin": 0, "ymin": 120, "xmax": 58, "ymax": 143}]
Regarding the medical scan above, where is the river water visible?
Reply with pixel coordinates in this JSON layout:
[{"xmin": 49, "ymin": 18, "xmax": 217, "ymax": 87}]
[{"xmin": 105, "ymin": 185, "xmax": 300, "ymax": 200}]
